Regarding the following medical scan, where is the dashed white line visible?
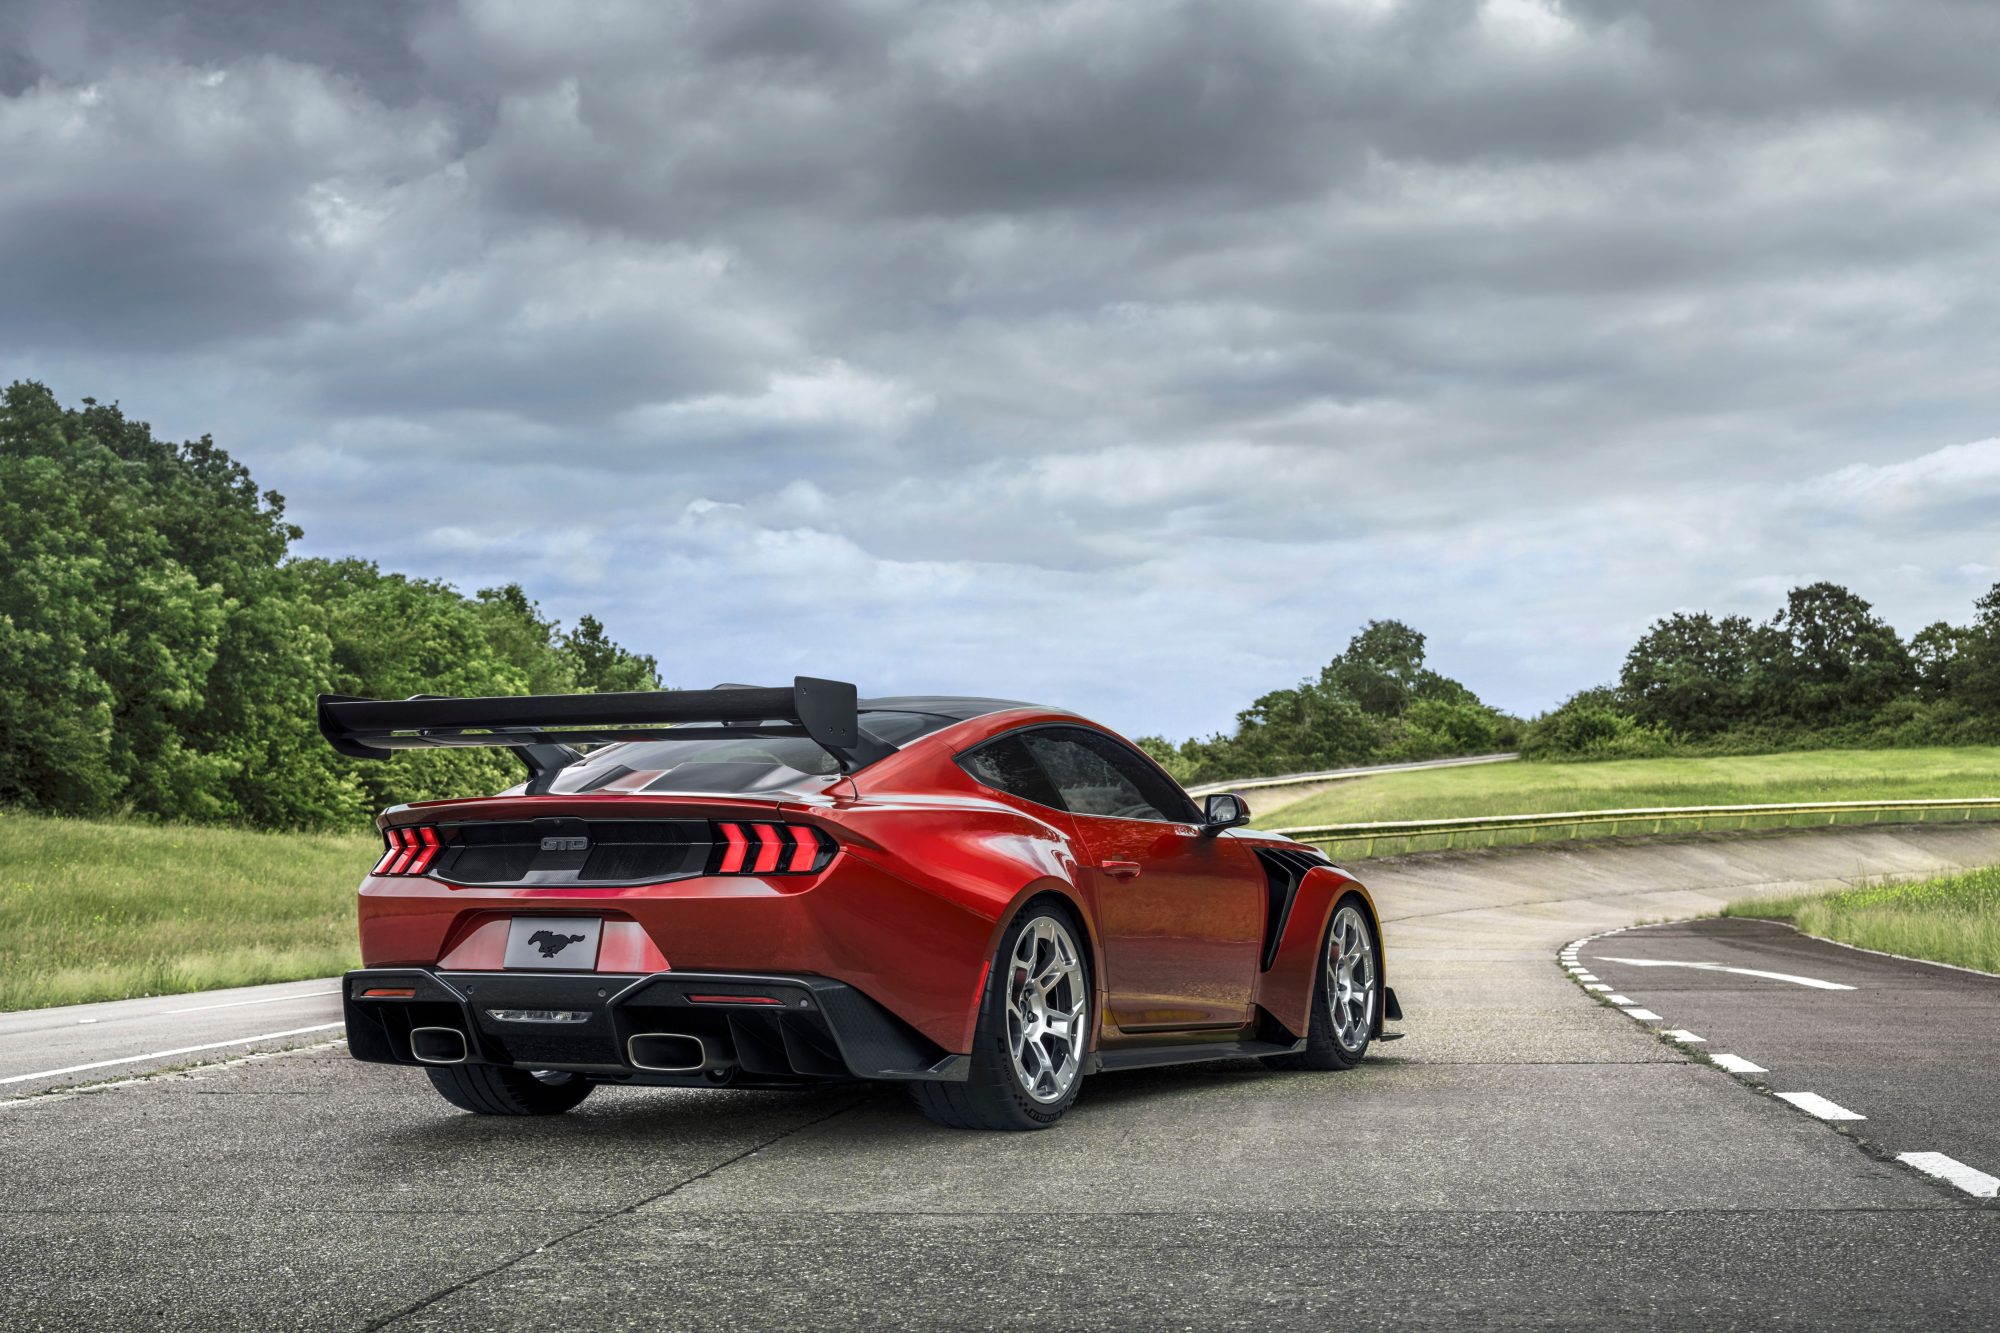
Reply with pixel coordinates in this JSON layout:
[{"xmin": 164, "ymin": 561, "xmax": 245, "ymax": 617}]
[
  {"xmin": 0, "ymin": 1023, "xmax": 344, "ymax": 1087},
  {"xmin": 1897, "ymin": 1152, "xmax": 2000, "ymax": 1199},
  {"xmin": 1574, "ymin": 973, "xmax": 1598, "ymax": 981},
  {"xmin": 1605, "ymin": 994, "xmax": 1634, "ymax": 1005},
  {"xmin": 1775, "ymin": 1091, "xmax": 1865, "ymax": 1121},
  {"xmin": 1591, "ymin": 958, "xmax": 1856, "ymax": 991},
  {"xmin": 1584, "ymin": 984, "xmax": 1611, "ymax": 992},
  {"xmin": 1620, "ymin": 1007, "xmax": 1663, "ymax": 1021},
  {"xmin": 1664, "ymin": 1030, "xmax": 1705, "ymax": 1043},
  {"xmin": 1711, "ymin": 1054, "xmax": 1766, "ymax": 1074}
]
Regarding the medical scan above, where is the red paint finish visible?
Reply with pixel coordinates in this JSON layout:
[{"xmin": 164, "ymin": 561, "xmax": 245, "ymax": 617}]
[
  {"xmin": 353, "ymin": 705, "xmax": 1388, "ymax": 1063},
  {"xmin": 1070, "ymin": 814, "xmax": 1263, "ymax": 1031}
]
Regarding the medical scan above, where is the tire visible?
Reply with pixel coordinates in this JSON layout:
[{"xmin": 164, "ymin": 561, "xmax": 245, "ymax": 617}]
[
  {"xmin": 425, "ymin": 1065, "xmax": 596, "ymax": 1116},
  {"xmin": 911, "ymin": 900, "xmax": 1091, "ymax": 1131},
  {"xmin": 1262, "ymin": 892, "xmax": 1379, "ymax": 1072}
]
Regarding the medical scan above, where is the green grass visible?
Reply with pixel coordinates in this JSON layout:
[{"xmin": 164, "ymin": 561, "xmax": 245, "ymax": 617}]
[
  {"xmin": 0, "ymin": 811, "xmax": 372, "ymax": 1011},
  {"xmin": 1252, "ymin": 747, "xmax": 2000, "ymax": 827},
  {"xmin": 1724, "ymin": 865, "xmax": 2000, "ymax": 974}
]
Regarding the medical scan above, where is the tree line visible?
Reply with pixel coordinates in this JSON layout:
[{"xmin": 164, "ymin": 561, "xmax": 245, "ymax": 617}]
[
  {"xmin": 1138, "ymin": 620, "xmax": 1521, "ymax": 784},
  {"xmin": 1526, "ymin": 582, "xmax": 2000, "ymax": 758},
  {"xmin": 0, "ymin": 382, "xmax": 660, "ymax": 830}
]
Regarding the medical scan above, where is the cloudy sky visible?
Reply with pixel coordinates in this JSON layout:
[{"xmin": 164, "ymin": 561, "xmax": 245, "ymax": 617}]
[{"xmin": 4, "ymin": 0, "xmax": 1998, "ymax": 741}]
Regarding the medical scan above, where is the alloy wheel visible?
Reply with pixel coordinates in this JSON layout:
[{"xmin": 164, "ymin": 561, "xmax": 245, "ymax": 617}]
[
  {"xmin": 1005, "ymin": 915, "xmax": 1087, "ymax": 1103},
  {"xmin": 1326, "ymin": 904, "xmax": 1377, "ymax": 1053}
]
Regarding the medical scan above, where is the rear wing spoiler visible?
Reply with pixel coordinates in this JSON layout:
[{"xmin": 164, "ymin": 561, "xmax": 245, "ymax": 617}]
[{"xmin": 315, "ymin": 676, "xmax": 894, "ymax": 781}]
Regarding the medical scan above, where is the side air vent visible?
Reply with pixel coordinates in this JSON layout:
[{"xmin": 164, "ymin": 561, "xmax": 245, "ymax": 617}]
[{"xmin": 1252, "ymin": 846, "xmax": 1331, "ymax": 971}]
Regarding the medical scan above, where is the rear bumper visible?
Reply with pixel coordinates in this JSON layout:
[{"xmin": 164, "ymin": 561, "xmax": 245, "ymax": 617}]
[{"xmin": 343, "ymin": 968, "xmax": 968, "ymax": 1087}]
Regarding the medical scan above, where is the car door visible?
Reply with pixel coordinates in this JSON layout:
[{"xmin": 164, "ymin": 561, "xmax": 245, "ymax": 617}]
[{"xmin": 1019, "ymin": 726, "xmax": 1263, "ymax": 1032}]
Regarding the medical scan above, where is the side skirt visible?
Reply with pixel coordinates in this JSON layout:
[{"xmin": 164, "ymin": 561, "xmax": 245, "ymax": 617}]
[{"xmin": 1088, "ymin": 1038, "xmax": 1306, "ymax": 1074}]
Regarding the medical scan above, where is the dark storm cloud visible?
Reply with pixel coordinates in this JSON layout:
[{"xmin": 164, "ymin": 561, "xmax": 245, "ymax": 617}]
[{"xmin": 3, "ymin": 0, "xmax": 1998, "ymax": 738}]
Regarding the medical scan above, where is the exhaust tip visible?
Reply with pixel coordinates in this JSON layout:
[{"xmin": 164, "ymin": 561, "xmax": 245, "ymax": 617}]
[
  {"xmin": 410, "ymin": 1026, "xmax": 469, "ymax": 1065},
  {"xmin": 627, "ymin": 1033, "xmax": 706, "ymax": 1073}
]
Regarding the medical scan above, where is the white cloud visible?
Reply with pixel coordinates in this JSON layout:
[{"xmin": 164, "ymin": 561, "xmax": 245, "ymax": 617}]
[{"xmin": 5, "ymin": 0, "xmax": 2000, "ymax": 737}]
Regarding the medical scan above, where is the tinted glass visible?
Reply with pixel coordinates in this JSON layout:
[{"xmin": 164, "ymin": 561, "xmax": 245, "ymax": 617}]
[
  {"xmin": 543, "ymin": 711, "xmax": 955, "ymax": 795},
  {"xmin": 1022, "ymin": 727, "xmax": 1196, "ymax": 822},
  {"xmin": 957, "ymin": 734, "xmax": 1063, "ymax": 809}
]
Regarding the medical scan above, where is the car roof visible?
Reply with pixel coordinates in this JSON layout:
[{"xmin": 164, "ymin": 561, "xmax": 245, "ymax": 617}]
[{"xmin": 859, "ymin": 696, "xmax": 1068, "ymax": 722}]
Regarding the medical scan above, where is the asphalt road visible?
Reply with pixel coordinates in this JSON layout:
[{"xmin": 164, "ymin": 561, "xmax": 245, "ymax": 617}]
[
  {"xmin": 4, "ymin": 823, "xmax": 1999, "ymax": 1331},
  {"xmin": 0, "ymin": 977, "xmax": 342, "ymax": 1093},
  {"xmin": 1575, "ymin": 917, "xmax": 2000, "ymax": 1198}
]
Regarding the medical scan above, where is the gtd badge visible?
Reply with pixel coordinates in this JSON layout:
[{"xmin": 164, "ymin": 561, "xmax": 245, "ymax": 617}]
[{"xmin": 539, "ymin": 836, "xmax": 588, "ymax": 852}]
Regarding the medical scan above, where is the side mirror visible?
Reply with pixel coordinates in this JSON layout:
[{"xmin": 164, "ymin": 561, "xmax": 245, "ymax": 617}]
[{"xmin": 1201, "ymin": 792, "xmax": 1250, "ymax": 833}]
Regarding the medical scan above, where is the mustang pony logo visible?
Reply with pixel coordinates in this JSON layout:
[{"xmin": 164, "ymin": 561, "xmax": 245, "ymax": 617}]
[{"xmin": 528, "ymin": 929, "xmax": 588, "ymax": 958}]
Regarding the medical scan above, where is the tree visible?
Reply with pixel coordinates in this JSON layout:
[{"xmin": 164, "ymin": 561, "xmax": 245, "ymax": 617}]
[
  {"xmin": 1752, "ymin": 583, "xmax": 1913, "ymax": 723},
  {"xmin": 1321, "ymin": 620, "xmax": 1428, "ymax": 717},
  {"xmin": 1909, "ymin": 621, "xmax": 1966, "ymax": 702},
  {"xmin": 1619, "ymin": 612, "xmax": 1756, "ymax": 735},
  {"xmin": 0, "ymin": 381, "xmax": 664, "ymax": 829},
  {"xmin": 1955, "ymin": 584, "xmax": 2000, "ymax": 712},
  {"xmin": 562, "ymin": 614, "xmax": 661, "ymax": 693}
]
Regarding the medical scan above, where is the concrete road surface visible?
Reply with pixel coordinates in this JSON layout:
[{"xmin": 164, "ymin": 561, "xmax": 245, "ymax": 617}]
[{"xmin": 4, "ymin": 823, "xmax": 1999, "ymax": 1331}]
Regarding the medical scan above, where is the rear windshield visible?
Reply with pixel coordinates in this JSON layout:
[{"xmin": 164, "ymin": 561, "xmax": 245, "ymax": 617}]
[{"xmin": 540, "ymin": 711, "xmax": 957, "ymax": 796}]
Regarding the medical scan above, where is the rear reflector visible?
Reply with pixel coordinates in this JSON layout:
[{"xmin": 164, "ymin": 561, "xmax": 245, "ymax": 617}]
[
  {"xmin": 360, "ymin": 987, "xmax": 416, "ymax": 998},
  {"xmin": 707, "ymin": 821, "xmax": 834, "ymax": 878},
  {"xmin": 686, "ymin": 994, "xmax": 783, "ymax": 1006}
]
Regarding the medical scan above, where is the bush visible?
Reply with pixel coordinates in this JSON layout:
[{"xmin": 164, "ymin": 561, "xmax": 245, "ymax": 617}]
[{"xmin": 1522, "ymin": 690, "xmax": 1676, "ymax": 760}]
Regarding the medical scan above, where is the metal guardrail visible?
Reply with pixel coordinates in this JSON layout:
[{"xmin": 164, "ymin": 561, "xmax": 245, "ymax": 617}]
[{"xmin": 1272, "ymin": 797, "xmax": 2000, "ymax": 859}]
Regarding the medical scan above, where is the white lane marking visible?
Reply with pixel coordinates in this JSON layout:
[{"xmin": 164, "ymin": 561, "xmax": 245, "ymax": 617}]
[
  {"xmin": 1665, "ymin": 1029, "xmax": 1706, "ymax": 1043},
  {"xmin": 0, "ymin": 1023, "xmax": 343, "ymax": 1086},
  {"xmin": 1621, "ymin": 1007, "xmax": 1662, "ymax": 1021},
  {"xmin": 1711, "ymin": 1053, "xmax": 1766, "ymax": 1073},
  {"xmin": 0, "ymin": 1038, "xmax": 346, "ymax": 1110},
  {"xmin": 1575, "ymin": 974, "xmax": 1598, "ymax": 981},
  {"xmin": 77, "ymin": 1018, "xmax": 96, "ymax": 1025},
  {"xmin": 1775, "ymin": 1091, "xmax": 1865, "ymax": 1121},
  {"xmin": 1605, "ymin": 994, "xmax": 1634, "ymax": 1005},
  {"xmin": 1584, "ymin": 984, "xmax": 1611, "ymax": 992},
  {"xmin": 162, "ymin": 988, "xmax": 340, "ymax": 1014},
  {"xmin": 1592, "ymin": 958, "xmax": 1856, "ymax": 991},
  {"xmin": 1897, "ymin": 1152, "xmax": 2000, "ymax": 1198}
]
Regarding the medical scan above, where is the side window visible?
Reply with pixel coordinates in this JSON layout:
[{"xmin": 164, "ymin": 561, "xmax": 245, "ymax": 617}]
[
  {"xmin": 957, "ymin": 734, "xmax": 1063, "ymax": 810},
  {"xmin": 1022, "ymin": 727, "xmax": 1194, "ymax": 822}
]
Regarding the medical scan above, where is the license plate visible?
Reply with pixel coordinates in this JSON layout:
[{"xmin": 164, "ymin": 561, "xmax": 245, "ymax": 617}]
[{"xmin": 502, "ymin": 917, "xmax": 603, "ymax": 970}]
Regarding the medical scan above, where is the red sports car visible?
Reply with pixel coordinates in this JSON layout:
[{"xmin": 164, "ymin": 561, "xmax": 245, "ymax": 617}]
[{"xmin": 319, "ymin": 678, "xmax": 1399, "ymax": 1130}]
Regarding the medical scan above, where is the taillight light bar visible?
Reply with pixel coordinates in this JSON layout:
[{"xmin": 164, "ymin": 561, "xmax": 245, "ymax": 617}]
[
  {"xmin": 373, "ymin": 825, "xmax": 443, "ymax": 877},
  {"xmin": 706, "ymin": 822, "xmax": 835, "ymax": 876}
]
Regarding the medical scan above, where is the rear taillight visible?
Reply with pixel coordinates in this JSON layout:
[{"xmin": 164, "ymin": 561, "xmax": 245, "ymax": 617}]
[
  {"xmin": 374, "ymin": 824, "xmax": 444, "ymax": 877},
  {"xmin": 706, "ymin": 822, "xmax": 835, "ymax": 877}
]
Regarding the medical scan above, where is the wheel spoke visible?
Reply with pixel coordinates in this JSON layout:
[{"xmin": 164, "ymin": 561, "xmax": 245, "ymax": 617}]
[{"xmin": 1001, "ymin": 914, "xmax": 1088, "ymax": 1104}]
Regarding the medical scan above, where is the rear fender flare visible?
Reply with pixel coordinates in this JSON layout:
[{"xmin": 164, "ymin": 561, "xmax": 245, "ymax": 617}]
[{"xmin": 969, "ymin": 880, "xmax": 1104, "ymax": 1054}]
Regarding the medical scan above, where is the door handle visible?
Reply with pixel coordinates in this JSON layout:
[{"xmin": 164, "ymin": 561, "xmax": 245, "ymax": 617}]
[{"xmin": 1100, "ymin": 860, "xmax": 1142, "ymax": 882}]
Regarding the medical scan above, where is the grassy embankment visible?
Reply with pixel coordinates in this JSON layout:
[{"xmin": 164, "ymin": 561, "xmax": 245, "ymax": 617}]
[
  {"xmin": 1249, "ymin": 747, "xmax": 2000, "ymax": 857},
  {"xmin": 1725, "ymin": 865, "xmax": 2000, "ymax": 974},
  {"xmin": 0, "ymin": 811, "xmax": 372, "ymax": 1011}
]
